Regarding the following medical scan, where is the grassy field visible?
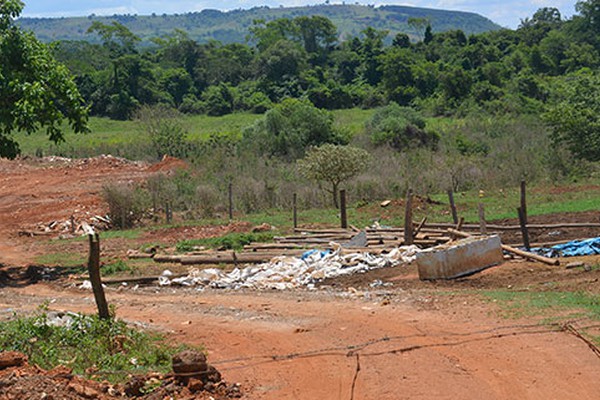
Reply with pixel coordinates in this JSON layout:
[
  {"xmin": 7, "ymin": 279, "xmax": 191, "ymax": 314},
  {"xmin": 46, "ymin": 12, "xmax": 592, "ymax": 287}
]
[{"xmin": 16, "ymin": 109, "xmax": 376, "ymax": 157}]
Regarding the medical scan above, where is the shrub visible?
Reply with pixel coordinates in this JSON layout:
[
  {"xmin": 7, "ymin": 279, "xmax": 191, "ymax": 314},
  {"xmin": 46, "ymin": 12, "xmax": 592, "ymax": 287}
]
[
  {"xmin": 102, "ymin": 183, "xmax": 147, "ymax": 229},
  {"xmin": 242, "ymin": 98, "xmax": 346, "ymax": 160},
  {"xmin": 366, "ymin": 103, "xmax": 439, "ymax": 150}
]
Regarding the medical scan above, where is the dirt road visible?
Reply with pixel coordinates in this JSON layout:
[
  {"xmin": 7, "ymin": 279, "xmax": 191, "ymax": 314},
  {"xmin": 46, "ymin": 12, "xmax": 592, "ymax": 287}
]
[
  {"xmin": 1, "ymin": 157, "xmax": 600, "ymax": 399},
  {"xmin": 1, "ymin": 281, "xmax": 599, "ymax": 400}
]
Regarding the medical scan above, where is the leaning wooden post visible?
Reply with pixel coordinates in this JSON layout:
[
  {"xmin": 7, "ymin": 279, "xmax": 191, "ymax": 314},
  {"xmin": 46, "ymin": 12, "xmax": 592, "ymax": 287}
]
[
  {"xmin": 86, "ymin": 228, "xmax": 110, "ymax": 320},
  {"xmin": 340, "ymin": 189, "xmax": 348, "ymax": 229},
  {"xmin": 520, "ymin": 180, "xmax": 528, "ymax": 225},
  {"xmin": 478, "ymin": 203, "xmax": 487, "ymax": 234},
  {"xmin": 518, "ymin": 206, "xmax": 531, "ymax": 250},
  {"xmin": 447, "ymin": 189, "xmax": 458, "ymax": 224},
  {"xmin": 292, "ymin": 193, "xmax": 298, "ymax": 230},
  {"xmin": 228, "ymin": 182, "xmax": 233, "ymax": 220},
  {"xmin": 404, "ymin": 188, "xmax": 414, "ymax": 245}
]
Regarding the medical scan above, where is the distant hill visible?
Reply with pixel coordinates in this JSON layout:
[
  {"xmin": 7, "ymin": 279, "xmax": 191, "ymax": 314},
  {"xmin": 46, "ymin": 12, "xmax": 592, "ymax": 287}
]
[{"xmin": 17, "ymin": 4, "xmax": 500, "ymax": 45}]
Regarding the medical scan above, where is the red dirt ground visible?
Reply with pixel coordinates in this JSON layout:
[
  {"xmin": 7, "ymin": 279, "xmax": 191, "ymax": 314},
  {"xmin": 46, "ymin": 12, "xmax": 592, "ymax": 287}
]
[{"xmin": 1, "ymin": 157, "xmax": 600, "ymax": 399}]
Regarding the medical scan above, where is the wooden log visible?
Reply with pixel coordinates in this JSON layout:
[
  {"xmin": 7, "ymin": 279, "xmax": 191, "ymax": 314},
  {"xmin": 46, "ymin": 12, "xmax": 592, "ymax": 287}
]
[
  {"xmin": 293, "ymin": 228, "xmax": 353, "ymax": 234},
  {"xmin": 127, "ymin": 252, "xmax": 154, "ymax": 259},
  {"xmin": 153, "ymin": 254, "xmax": 183, "ymax": 263},
  {"xmin": 87, "ymin": 233, "xmax": 110, "ymax": 320},
  {"xmin": 501, "ymin": 244, "xmax": 559, "ymax": 266},
  {"xmin": 244, "ymin": 243, "xmax": 307, "ymax": 250}
]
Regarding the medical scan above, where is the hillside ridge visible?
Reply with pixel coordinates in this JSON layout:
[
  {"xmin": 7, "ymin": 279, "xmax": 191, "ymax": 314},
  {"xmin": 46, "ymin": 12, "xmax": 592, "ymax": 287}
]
[{"xmin": 18, "ymin": 4, "xmax": 501, "ymax": 45}]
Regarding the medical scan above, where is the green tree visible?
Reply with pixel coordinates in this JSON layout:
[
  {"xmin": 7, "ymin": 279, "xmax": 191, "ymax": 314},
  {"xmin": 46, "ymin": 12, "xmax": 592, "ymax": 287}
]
[
  {"xmin": 366, "ymin": 103, "xmax": 438, "ymax": 151},
  {"xmin": 0, "ymin": 0, "xmax": 88, "ymax": 158},
  {"xmin": 297, "ymin": 144, "xmax": 370, "ymax": 208},
  {"xmin": 136, "ymin": 104, "xmax": 188, "ymax": 160},
  {"xmin": 544, "ymin": 71, "xmax": 600, "ymax": 161},
  {"xmin": 242, "ymin": 98, "xmax": 345, "ymax": 160}
]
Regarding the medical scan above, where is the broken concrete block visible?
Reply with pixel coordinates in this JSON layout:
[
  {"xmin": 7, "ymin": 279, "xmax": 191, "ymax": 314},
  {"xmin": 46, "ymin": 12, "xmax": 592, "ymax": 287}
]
[{"xmin": 416, "ymin": 235, "xmax": 503, "ymax": 280}]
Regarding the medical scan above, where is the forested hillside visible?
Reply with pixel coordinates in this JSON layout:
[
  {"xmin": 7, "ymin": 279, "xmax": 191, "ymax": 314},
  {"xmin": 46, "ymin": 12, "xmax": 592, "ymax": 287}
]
[{"xmin": 18, "ymin": 4, "xmax": 499, "ymax": 45}]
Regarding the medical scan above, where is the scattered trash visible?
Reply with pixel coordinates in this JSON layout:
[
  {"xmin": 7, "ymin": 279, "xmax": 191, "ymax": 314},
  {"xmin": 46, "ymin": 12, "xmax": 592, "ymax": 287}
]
[{"xmin": 158, "ymin": 245, "xmax": 420, "ymax": 290}]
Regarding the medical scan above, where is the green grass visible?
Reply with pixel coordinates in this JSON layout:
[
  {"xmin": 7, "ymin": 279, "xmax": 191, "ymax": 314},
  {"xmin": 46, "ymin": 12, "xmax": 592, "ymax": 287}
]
[
  {"xmin": 483, "ymin": 290, "xmax": 600, "ymax": 320},
  {"xmin": 35, "ymin": 252, "xmax": 86, "ymax": 268},
  {"xmin": 16, "ymin": 109, "xmax": 372, "ymax": 157},
  {"xmin": 483, "ymin": 290, "xmax": 600, "ymax": 347},
  {"xmin": 428, "ymin": 182, "xmax": 600, "ymax": 223},
  {"xmin": 101, "ymin": 260, "xmax": 137, "ymax": 276},
  {"xmin": 0, "ymin": 309, "xmax": 196, "ymax": 383}
]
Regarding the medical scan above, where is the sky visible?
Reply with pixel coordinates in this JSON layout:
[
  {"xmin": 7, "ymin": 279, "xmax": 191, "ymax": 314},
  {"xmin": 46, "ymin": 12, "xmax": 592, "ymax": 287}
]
[{"xmin": 20, "ymin": 0, "xmax": 578, "ymax": 29}]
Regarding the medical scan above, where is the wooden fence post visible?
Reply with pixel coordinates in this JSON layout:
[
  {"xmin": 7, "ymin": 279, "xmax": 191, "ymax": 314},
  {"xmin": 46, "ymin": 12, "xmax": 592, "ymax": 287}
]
[
  {"xmin": 87, "ymin": 232, "xmax": 110, "ymax": 320},
  {"xmin": 340, "ymin": 189, "xmax": 348, "ymax": 229},
  {"xmin": 404, "ymin": 188, "xmax": 414, "ymax": 245},
  {"xmin": 520, "ymin": 180, "xmax": 528, "ymax": 225},
  {"xmin": 228, "ymin": 182, "xmax": 233, "ymax": 220},
  {"xmin": 478, "ymin": 203, "xmax": 487, "ymax": 234},
  {"xmin": 447, "ymin": 189, "xmax": 458, "ymax": 224},
  {"xmin": 292, "ymin": 193, "xmax": 298, "ymax": 230},
  {"xmin": 518, "ymin": 206, "xmax": 531, "ymax": 250}
]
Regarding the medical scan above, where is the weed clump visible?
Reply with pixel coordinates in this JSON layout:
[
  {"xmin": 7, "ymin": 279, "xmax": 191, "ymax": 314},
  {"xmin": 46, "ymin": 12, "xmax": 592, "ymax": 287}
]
[{"xmin": 0, "ymin": 309, "xmax": 195, "ymax": 383}]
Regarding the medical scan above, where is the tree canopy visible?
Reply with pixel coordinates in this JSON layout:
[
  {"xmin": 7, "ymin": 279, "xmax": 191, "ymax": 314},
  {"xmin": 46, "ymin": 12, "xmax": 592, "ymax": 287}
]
[{"xmin": 0, "ymin": 0, "xmax": 88, "ymax": 158}]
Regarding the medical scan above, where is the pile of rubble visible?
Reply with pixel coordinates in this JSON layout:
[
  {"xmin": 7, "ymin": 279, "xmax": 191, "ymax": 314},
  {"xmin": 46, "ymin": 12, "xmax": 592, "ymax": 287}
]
[
  {"xmin": 157, "ymin": 244, "xmax": 421, "ymax": 290},
  {"xmin": 19, "ymin": 215, "xmax": 111, "ymax": 238},
  {"xmin": 0, "ymin": 350, "xmax": 241, "ymax": 400}
]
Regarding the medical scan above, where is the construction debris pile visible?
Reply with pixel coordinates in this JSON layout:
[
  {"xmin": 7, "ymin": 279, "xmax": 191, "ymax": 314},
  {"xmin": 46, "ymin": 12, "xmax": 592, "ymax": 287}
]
[
  {"xmin": 158, "ymin": 244, "xmax": 421, "ymax": 290},
  {"xmin": 19, "ymin": 215, "xmax": 111, "ymax": 238}
]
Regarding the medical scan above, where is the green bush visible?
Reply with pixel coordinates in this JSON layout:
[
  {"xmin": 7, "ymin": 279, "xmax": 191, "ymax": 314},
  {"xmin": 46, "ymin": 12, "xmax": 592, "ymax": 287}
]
[
  {"xmin": 366, "ymin": 102, "xmax": 439, "ymax": 150},
  {"xmin": 0, "ymin": 310, "xmax": 193, "ymax": 382},
  {"xmin": 242, "ymin": 98, "xmax": 347, "ymax": 160}
]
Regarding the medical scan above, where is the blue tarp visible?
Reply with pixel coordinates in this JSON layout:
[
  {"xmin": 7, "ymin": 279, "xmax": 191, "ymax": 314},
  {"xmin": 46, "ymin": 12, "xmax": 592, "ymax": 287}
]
[
  {"xmin": 531, "ymin": 237, "xmax": 600, "ymax": 258},
  {"xmin": 301, "ymin": 249, "xmax": 330, "ymax": 260}
]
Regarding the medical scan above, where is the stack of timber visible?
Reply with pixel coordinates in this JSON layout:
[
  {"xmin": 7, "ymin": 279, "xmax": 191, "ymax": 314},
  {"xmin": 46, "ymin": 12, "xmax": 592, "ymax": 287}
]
[{"xmin": 145, "ymin": 227, "xmax": 452, "ymax": 266}]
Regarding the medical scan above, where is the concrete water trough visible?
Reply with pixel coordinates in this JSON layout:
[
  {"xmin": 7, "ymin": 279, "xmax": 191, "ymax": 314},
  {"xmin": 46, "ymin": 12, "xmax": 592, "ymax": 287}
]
[{"xmin": 416, "ymin": 235, "xmax": 504, "ymax": 280}]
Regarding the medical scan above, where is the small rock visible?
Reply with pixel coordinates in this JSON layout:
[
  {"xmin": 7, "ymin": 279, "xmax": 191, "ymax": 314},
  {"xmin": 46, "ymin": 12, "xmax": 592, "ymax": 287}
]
[
  {"xmin": 187, "ymin": 377, "xmax": 204, "ymax": 393},
  {"xmin": 0, "ymin": 352, "xmax": 27, "ymax": 369},
  {"xmin": 204, "ymin": 365, "xmax": 222, "ymax": 383},
  {"xmin": 123, "ymin": 376, "xmax": 146, "ymax": 397}
]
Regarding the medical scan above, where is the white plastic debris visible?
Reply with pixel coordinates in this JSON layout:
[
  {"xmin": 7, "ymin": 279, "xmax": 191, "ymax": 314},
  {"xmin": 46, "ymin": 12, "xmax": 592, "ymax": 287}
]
[
  {"xmin": 159, "ymin": 245, "xmax": 420, "ymax": 290},
  {"xmin": 78, "ymin": 280, "xmax": 93, "ymax": 290}
]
